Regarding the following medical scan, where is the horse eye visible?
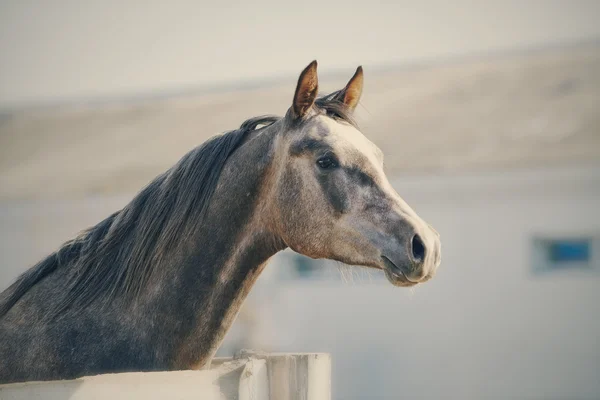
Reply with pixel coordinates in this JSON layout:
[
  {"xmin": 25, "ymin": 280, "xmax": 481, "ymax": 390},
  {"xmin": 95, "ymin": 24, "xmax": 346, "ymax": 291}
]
[{"xmin": 317, "ymin": 156, "xmax": 338, "ymax": 170}]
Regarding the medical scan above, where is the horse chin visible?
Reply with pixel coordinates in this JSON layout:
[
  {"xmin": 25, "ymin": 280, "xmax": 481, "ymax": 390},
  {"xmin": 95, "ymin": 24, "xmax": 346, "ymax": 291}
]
[
  {"xmin": 380, "ymin": 257, "xmax": 420, "ymax": 287},
  {"xmin": 383, "ymin": 268, "xmax": 419, "ymax": 287}
]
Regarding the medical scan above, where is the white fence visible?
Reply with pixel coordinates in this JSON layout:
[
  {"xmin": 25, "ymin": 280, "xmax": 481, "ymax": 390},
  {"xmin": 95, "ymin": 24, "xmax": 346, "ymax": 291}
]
[{"xmin": 0, "ymin": 351, "xmax": 331, "ymax": 400}]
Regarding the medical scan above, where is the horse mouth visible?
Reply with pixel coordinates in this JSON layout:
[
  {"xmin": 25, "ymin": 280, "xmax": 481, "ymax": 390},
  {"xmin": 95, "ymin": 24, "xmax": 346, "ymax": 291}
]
[{"xmin": 381, "ymin": 256, "xmax": 419, "ymax": 287}]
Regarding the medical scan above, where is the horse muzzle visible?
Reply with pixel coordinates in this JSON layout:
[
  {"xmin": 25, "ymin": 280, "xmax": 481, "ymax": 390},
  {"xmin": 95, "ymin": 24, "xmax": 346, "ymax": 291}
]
[{"xmin": 380, "ymin": 228, "xmax": 441, "ymax": 287}]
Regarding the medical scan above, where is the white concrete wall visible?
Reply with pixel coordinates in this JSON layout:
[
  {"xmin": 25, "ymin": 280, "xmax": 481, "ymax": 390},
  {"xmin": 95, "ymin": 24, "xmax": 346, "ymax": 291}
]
[{"xmin": 0, "ymin": 353, "xmax": 331, "ymax": 400}]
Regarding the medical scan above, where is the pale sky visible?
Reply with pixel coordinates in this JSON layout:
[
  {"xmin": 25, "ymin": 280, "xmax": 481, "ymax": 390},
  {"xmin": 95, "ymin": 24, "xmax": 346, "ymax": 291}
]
[{"xmin": 1, "ymin": 0, "xmax": 599, "ymax": 108}]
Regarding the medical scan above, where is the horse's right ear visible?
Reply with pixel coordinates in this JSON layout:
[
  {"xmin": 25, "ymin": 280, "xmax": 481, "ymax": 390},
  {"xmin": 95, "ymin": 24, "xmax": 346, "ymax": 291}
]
[{"xmin": 291, "ymin": 60, "xmax": 319, "ymax": 119}]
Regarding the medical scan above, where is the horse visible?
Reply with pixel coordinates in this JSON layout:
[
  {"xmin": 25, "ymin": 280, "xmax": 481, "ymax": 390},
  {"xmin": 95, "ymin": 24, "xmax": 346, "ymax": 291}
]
[{"xmin": 0, "ymin": 61, "xmax": 441, "ymax": 384}]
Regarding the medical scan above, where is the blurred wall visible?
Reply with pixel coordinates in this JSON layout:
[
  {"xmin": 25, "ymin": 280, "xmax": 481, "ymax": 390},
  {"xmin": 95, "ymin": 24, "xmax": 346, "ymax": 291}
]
[{"xmin": 245, "ymin": 167, "xmax": 600, "ymax": 400}]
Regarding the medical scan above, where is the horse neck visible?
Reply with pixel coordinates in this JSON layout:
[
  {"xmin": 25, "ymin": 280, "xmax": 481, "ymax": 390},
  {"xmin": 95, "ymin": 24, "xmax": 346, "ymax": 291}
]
[{"xmin": 149, "ymin": 123, "xmax": 286, "ymax": 368}]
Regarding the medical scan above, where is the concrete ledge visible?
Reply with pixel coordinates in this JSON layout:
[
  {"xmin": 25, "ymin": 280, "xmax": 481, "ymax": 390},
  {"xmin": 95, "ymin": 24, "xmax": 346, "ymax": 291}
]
[{"xmin": 0, "ymin": 352, "xmax": 331, "ymax": 400}]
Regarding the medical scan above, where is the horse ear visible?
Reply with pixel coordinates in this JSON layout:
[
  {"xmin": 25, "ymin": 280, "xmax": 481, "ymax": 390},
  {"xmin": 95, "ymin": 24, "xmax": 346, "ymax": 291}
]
[
  {"xmin": 292, "ymin": 60, "xmax": 319, "ymax": 119},
  {"xmin": 335, "ymin": 66, "xmax": 363, "ymax": 111}
]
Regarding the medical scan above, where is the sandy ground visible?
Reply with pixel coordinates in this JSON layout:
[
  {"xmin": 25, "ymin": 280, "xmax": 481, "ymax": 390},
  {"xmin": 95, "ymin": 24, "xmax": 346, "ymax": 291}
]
[{"xmin": 1, "ymin": 45, "xmax": 599, "ymax": 200}]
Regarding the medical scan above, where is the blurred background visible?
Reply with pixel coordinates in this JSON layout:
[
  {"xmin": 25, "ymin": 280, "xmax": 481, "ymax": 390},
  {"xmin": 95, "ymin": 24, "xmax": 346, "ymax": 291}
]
[{"xmin": 1, "ymin": 1, "xmax": 599, "ymax": 399}]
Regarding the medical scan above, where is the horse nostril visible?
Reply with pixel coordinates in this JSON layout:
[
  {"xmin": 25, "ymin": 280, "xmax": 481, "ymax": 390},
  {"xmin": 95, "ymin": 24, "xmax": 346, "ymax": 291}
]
[{"xmin": 411, "ymin": 234, "xmax": 426, "ymax": 263}]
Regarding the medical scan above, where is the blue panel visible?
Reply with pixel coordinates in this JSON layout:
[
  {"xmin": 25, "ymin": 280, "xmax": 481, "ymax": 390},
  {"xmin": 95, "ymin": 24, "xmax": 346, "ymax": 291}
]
[{"xmin": 549, "ymin": 240, "xmax": 590, "ymax": 263}]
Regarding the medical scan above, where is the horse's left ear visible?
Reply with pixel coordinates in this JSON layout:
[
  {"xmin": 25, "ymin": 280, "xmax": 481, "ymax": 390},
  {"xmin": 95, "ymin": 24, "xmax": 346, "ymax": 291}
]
[
  {"xmin": 335, "ymin": 66, "xmax": 363, "ymax": 111},
  {"xmin": 292, "ymin": 60, "xmax": 319, "ymax": 119}
]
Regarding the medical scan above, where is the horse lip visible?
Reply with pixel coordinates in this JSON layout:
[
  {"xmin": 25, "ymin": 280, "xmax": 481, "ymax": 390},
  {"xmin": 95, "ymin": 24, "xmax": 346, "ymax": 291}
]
[{"xmin": 381, "ymin": 256, "xmax": 419, "ymax": 285}]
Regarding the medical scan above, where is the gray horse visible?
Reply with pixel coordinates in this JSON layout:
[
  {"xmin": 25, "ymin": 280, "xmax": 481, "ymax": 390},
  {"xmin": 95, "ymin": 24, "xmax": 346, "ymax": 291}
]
[{"xmin": 0, "ymin": 61, "xmax": 441, "ymax": 384}]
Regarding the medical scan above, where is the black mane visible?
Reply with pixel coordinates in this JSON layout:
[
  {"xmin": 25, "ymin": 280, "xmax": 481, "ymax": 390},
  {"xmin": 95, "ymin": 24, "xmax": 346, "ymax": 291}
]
[{"xmin": 0, "ymin": 115, "xmax": 278, "ymax": 318}]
